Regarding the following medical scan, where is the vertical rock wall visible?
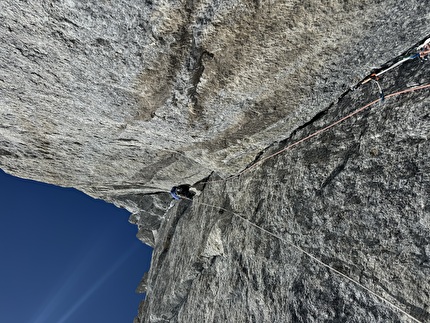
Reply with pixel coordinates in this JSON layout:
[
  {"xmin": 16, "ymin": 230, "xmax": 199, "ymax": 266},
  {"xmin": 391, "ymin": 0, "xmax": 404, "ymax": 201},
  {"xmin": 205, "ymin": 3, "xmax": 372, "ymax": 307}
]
[
  {"xmin": 1, "ymin": 1, "xmax": 429, "ymax": 321},
  {"xmin": 1, "ymin": 0, "xmax": 429, "ymax": 196},
  {"xmin": 137, "ymin": 51, "xmax": 430, "ymax": 322}
]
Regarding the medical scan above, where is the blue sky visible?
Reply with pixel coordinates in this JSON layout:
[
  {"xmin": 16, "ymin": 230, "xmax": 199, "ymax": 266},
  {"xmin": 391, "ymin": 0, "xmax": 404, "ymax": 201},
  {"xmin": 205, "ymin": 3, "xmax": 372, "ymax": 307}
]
[{"xmin": 0, "ymin": 169, "xmax": 153, "ymax": 323}]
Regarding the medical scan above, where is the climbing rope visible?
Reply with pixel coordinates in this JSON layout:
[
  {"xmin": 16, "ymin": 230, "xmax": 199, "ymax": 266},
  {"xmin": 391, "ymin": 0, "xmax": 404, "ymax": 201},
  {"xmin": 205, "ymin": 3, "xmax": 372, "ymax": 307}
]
[
  {"xmin": 235, "ymin": 83, "xmax": 430, "ymax": 178},
  {"xmin": 170, "ymin": 37, "xmax": 430, "ymax": 188},
  {"xmin": 361, "ymin": 37, "xmax": 430, "ymax": 85},
  {"xmin": 184, "ymin": 83, "xmax": 430, "ymax": 188},
  {"xmin": 372, "ymin": 78, "xmax": 385, "ymax": 103},
  {"xmin": 361, "ymin": 54, "xmax": 419, "ymax": 85}
]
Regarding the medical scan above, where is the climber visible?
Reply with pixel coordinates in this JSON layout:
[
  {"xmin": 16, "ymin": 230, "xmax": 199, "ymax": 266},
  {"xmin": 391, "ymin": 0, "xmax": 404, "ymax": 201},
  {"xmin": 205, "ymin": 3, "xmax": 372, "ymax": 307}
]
[
  {"xmin": 170, "ymin": 184, "xmax": 196, "ymax": 200},
  {"xmin": 418, "ymin": 37, "xmax": 430, "ymax": 58}
]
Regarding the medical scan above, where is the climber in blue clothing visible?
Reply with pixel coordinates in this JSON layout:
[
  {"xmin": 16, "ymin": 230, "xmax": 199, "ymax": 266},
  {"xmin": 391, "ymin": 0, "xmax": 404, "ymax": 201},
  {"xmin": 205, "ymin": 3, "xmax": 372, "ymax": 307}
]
[{"xmin": 170, "ymin": 184, "xmax": 198, "ymax": 200}]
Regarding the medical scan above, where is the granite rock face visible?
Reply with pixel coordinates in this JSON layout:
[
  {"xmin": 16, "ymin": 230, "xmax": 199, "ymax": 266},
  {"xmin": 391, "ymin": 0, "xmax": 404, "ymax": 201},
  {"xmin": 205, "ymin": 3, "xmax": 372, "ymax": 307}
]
[
  {"xmin": 1, "ymin": 1, "xmax": 429, "ymax": 192},
  {"xmin": 1, "ymin": 0, "xmax": 429, "ymax": 322},
  {"xmin": 138, "ymin": 58, "xmax": 430, "ymax": 322}
]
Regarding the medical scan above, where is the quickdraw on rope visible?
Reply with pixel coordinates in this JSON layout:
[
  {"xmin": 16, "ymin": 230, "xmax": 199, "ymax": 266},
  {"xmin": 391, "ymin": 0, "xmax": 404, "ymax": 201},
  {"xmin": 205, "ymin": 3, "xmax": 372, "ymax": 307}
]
[{"xmin": 372, "ymin": 77, "xmax": 385, "ymax": 103}]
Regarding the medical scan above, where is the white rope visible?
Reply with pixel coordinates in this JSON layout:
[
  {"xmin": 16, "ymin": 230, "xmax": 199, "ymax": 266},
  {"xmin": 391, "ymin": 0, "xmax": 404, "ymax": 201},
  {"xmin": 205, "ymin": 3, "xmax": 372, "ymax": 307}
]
[{"xmin": 374, "ymin": 55, "xmax": 416, "ymax": 78}]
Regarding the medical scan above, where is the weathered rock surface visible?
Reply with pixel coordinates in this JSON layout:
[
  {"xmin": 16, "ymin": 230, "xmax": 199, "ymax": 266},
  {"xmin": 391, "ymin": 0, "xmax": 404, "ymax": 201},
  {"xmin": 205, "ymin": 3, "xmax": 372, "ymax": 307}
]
[
  {"xmin": 1, "ymin": 0, "xmax": 429, "ymax": 322},
  {"xmin": 138, "ymin": 58, "xmax": 430, "ymax": 322},
  {"xmin": 1, "ymin": 1, "xmax": 429, "ymax": 192}
]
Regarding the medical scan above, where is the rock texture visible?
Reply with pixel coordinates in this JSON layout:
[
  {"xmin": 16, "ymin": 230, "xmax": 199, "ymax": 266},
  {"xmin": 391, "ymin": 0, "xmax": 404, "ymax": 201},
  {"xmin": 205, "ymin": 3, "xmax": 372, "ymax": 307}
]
[
  {"xmin": 138, "ymin": 58, "xmax": 430, "ymax": 322},
  {"xmin": 1, "ymin": 0, "xmax": 430, "ymax": 322}
]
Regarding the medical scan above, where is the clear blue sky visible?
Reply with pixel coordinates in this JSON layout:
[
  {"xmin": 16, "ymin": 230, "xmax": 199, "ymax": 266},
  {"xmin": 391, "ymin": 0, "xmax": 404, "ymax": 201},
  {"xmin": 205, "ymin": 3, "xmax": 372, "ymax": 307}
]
[{"xmin": 0, "ymin": 169, "xmax": 153, "ymax": 323}]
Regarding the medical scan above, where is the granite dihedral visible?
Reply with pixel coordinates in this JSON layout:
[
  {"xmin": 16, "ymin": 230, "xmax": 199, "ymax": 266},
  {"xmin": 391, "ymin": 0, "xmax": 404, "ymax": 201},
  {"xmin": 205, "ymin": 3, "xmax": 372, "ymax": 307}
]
[{"xmin": 1, "ymin": 1, "xmax": 429, "ymax": 322}]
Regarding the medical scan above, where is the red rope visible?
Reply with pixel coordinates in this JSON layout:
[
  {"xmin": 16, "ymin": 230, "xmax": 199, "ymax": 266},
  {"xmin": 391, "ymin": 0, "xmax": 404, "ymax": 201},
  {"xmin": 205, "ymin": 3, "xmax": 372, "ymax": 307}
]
[
  {"xmin": 228, "ymin": 83, "xmax": 430, "ymax": 179},
  {"xmin": 190, "ymin": 83, "xmax": 430, "ymax": 187}
]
